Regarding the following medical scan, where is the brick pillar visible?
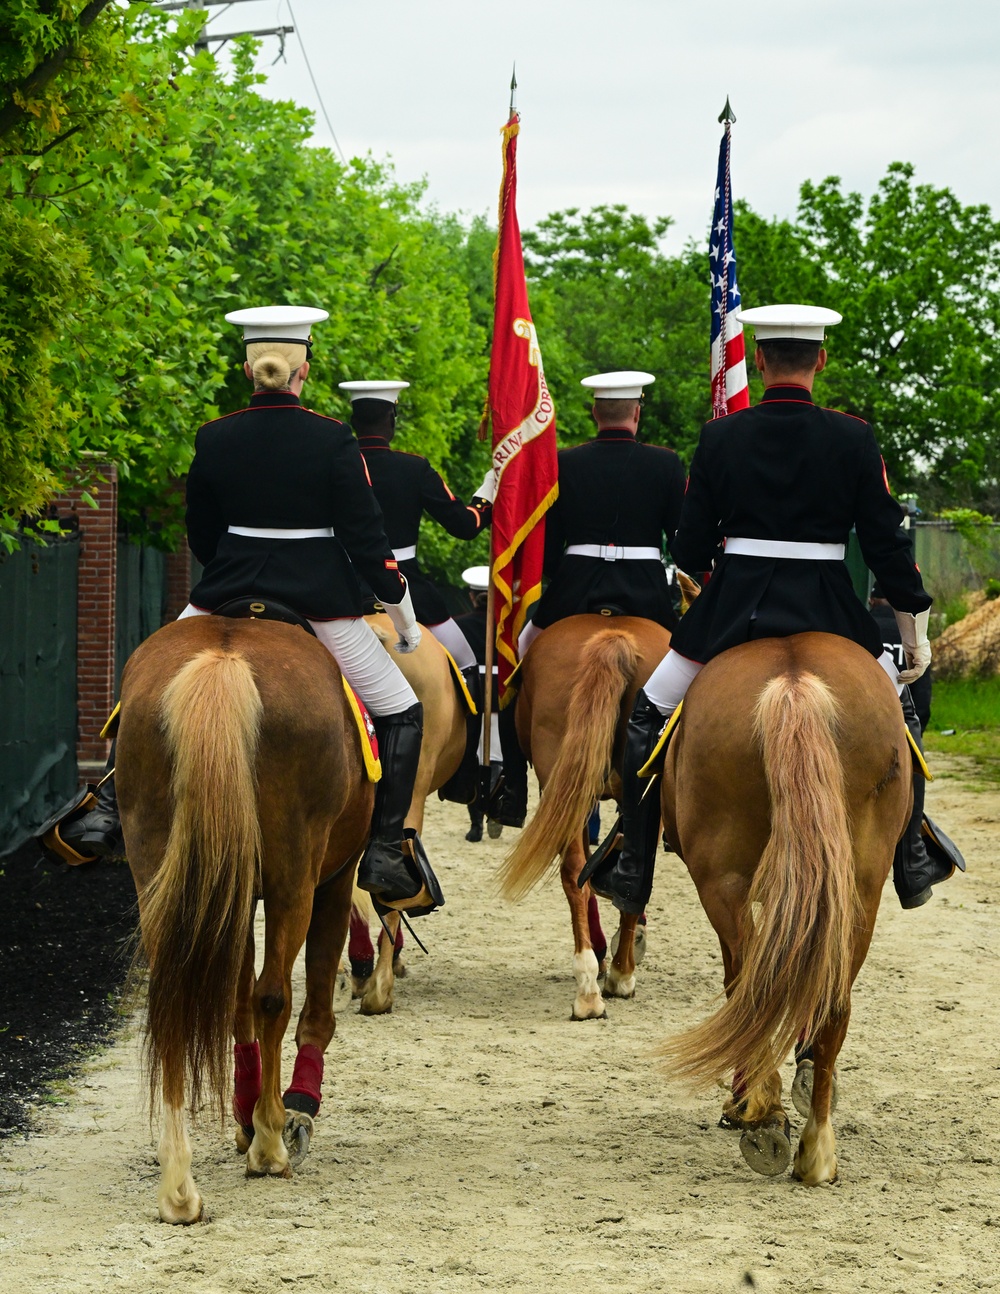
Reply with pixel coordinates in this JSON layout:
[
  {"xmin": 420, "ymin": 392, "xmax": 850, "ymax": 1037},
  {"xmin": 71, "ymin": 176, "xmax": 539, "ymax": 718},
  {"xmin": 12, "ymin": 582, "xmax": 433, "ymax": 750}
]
[
  {"xmin": 164, "ymin": 547, "xmax": 192, "ymax": 623},
  {"xmin": 52, "ymin": 464, "xmax": 118, "ymax": 775}
]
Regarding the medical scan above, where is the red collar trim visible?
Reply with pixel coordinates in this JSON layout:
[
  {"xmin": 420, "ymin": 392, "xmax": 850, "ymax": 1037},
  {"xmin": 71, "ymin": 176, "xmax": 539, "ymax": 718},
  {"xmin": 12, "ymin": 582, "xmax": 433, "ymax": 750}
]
[{"xmin": 357, "ymin": 436, "xmax": 392, "ymax": 449}]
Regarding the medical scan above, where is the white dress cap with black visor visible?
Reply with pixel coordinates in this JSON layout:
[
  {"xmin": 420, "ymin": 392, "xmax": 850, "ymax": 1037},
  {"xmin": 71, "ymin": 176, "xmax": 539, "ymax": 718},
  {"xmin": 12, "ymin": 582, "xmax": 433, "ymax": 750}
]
[
  {"xmin": 735, "ymin": 304, "xmax": 842, "ymax": 342},
  {"xmin": 581, "ymin": 370, "xmax": 656, "ymax": 400},
  {"xmin": 225, "ymin": 305, "xmax": 329, "ymax": 359},
  {"xmin": 338, "ymin": 381, "xmax": 411, "ymax": 405}
]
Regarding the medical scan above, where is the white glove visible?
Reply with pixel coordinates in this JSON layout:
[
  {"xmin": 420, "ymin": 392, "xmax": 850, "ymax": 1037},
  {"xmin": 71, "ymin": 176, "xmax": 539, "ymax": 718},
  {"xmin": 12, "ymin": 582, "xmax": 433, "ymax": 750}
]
[
  {"xmin": 473, "ymin": 466, "xmax": 497, "ymax": 504},
  {"xmin": 383, "ymin": 582, "xmax": 421, "ymax": 654},
  {"xmin": 894, "ymin": 608, "xmax": 931, "ymax": 683}
]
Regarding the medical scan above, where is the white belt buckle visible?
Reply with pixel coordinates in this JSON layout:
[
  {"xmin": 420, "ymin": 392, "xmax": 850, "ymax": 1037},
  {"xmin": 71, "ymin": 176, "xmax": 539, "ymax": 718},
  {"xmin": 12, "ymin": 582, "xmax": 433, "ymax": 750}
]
[{"xmin": 603, "ymin": 543, "xmax": 622, "ymax": 562}]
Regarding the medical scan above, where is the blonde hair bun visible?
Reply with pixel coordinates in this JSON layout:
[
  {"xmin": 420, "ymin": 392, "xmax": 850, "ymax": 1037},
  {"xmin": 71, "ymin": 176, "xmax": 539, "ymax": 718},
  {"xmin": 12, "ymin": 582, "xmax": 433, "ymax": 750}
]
[{"xmin": 245, "ymin": 341, "xmax": 307, "ymax": 392}]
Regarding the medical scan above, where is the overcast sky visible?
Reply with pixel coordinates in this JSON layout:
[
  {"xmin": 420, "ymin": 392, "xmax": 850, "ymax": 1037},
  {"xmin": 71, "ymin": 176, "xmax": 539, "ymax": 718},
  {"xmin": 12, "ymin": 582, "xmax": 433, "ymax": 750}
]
[{"xmin": 202, "ymin": 0, "xmax": 1000, "ymax": 253}]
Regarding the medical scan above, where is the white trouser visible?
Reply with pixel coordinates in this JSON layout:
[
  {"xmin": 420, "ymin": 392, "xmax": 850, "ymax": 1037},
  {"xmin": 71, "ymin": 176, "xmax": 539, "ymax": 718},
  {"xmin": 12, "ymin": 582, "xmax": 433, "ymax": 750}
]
[
  {"xmin": 518, "ymin": 619, "xmax": 543, "ymax": 658},
  {"xmin": 428, "ymin": 617, "xmax": 477, "ymax": 671},
  {"xmin": 642, "ymin": 645, "xmax": 905, "ymax": 718},
  {"xmin": 177, "ymin": 605, "xmax": 417, "ymax": 716}
]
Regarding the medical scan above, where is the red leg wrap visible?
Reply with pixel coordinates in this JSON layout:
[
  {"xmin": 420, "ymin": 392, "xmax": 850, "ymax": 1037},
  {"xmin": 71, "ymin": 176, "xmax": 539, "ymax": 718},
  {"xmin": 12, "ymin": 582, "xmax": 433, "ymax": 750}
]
[
  {"xmin": 378, "ymin": 924, "xmax": 404, "ymax": 952},
  {"xmin": 233, "ymin": 1040, "xmax": 261, "ymax": 1128},
  {"xmin": 586, "ymin": 893, "xmax": 607, "ymax": 963},
  {"xmin": 349, "ymin": 910, "xmax": 375, "ymax": 963},
  {"xmin": 283, "ymin": 1044, "xmax": 324, "ymax": 1111}
]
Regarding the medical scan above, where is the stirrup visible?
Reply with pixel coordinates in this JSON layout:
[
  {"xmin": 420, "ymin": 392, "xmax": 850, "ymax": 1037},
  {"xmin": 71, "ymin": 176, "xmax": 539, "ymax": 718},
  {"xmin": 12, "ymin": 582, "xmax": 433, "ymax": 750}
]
[{"xmin": 374, "ymin": 831, "xmax": 444, "ymax": 917}]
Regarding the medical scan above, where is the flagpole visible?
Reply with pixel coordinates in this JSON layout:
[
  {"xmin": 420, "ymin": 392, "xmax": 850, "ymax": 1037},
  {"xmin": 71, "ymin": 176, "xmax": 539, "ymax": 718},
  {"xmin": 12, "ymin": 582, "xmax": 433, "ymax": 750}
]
[{"xmin": 480, "ymin": 64, "xmax": 518, "ymax": 806}]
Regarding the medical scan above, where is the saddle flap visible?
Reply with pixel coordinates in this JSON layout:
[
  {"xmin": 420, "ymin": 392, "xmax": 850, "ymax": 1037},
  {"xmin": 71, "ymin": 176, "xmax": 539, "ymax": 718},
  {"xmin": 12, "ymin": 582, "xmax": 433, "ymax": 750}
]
[{"xmin": 439, "ymin": 649, "xmax": 477, "ymax": 717}]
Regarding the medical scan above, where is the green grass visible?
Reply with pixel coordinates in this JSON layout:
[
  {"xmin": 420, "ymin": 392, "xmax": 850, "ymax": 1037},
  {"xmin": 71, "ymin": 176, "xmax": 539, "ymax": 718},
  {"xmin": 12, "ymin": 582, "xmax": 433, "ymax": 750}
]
[{"xmin": 924, "ymin": 677, "xmax": 1000, "ymax": 784}]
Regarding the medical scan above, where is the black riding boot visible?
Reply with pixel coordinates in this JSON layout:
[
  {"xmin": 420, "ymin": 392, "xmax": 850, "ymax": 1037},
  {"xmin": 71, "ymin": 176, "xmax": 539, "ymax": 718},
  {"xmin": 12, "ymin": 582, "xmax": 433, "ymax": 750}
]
[
  {"xmin": 356, "ymin": 703, "xmax": 443, "ymax": 914},
  {"xmin": 893, "ymin": 687, "xmax": 958, "ymax": 909},
  {"xmin": 438, "ymin": 665, "xmax": 482, "ymax": 806},
  {"xmin": 490, "ymin": 699, "xmax": 528, "ymax": 828},
  {"xmin": 56, "ymin": 741, "xmax": 125, "ymax": 860},
  {"xmin": 578, "ymin": 689, "xmax": 664, "ymax": 915}
]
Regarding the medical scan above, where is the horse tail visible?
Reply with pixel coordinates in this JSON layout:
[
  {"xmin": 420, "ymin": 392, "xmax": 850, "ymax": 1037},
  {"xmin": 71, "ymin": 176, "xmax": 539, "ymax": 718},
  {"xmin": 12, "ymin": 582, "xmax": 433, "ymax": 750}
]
[
  {"xmin": 140, "ymin": 647, "xmax": 263, "ymax": 1120},
  {"xmin": 497, "ymin": 629, "xmax": 638, "ymax": 901},
  {"xmin": 662, "ymin": 671, "xmax": 859, "ymax": 1093}
]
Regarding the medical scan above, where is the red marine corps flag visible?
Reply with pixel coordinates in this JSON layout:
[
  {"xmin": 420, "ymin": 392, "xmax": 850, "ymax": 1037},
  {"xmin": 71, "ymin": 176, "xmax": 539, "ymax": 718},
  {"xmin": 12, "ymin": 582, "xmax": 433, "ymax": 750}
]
[{"xmin": 481, "ymin": 82, "xmax": 558, "ymax": 706}]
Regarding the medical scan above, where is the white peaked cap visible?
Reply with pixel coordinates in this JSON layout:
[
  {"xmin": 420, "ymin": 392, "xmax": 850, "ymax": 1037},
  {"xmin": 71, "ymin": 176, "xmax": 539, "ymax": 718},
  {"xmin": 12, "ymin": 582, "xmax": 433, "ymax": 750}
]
[
  {"xmin": 225, "ymin": 305, "xmax": 328, "ymax": 343},
  {"xmin": 338, "ymin": 381, "xmax": 411, "ymax": 404},
  {"xmin": 462, "ymin": 565, "xmax": 490, "ymax": 591},
  {"xmin": 736, "ymin": 304, "xmax": 842, "ymax": 342},
  {"xmin": 581, "ymin": 370, "xmax": 656, "ymax": 400}
]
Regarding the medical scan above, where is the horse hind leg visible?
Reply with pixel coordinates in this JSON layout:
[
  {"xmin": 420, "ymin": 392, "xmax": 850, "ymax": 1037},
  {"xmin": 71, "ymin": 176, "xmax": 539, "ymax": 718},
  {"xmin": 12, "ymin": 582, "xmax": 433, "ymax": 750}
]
[
  {"xmin": 561, "ymin": 835, "xmax": 606, "ymax": 1021},
  {"xmin": 157, "ymin": 1060, "xmax": 203, "ymax": 1225},
  {"xmin": 793, "ymin": 1011, "xmax": 849, "ymax": 1185},
  {"xmin": 605, "ymin": 912, "xmax": 641, "ymax": 999},
  {"xmin": 359, "ymin": 911, "xmax": 400, "ymax": 1016}
]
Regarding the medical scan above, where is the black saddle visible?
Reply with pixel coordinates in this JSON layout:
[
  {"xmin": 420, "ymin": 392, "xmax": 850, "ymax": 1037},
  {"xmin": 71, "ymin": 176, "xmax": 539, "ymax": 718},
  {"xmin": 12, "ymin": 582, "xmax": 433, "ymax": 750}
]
[{"xmin": 213, "ymin": 596, "xmax": 316, "ymax": 637}]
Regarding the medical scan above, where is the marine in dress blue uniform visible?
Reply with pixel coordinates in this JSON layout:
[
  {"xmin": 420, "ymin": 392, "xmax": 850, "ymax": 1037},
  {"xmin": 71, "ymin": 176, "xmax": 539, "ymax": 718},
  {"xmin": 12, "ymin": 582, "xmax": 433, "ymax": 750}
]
[
  {"xmin": 494, "ymin": 371, "xmax": 686, "ymax": 827},
  {"xmin": 583, "ymin": 306, "xmax": 961, "ymax": 915},
  {"xmin": 53, "ymin": 307, "xmax": 441, "ymax": 914}
]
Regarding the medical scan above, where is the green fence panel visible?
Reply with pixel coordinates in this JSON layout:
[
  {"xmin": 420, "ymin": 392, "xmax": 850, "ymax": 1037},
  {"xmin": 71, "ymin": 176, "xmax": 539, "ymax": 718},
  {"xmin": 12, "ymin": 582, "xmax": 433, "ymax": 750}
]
[
  {"xmin": 115, "ymin": 542, "xmax": 166, "ymax": 689},
  {"xmin": 0, "ymin": 535, "xmax": 80, "ymax": 854}
]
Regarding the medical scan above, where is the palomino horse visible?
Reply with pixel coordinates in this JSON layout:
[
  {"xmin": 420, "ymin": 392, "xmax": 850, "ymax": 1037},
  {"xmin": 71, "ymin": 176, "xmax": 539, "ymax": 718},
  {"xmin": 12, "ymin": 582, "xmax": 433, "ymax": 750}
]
[
  {"xmin": 116, "ymin": 615, "xmax": 372, "ymax": 1223},
  {"xmin": 660, "ymin": 632, "xmax": 911, "ymax": 1184},
  {"xmin": 347, "ymin": 613, "xmax": 467, "ymax": 1015},
  {"xmin": 497, "ymin": 615, "xmax": 672, "ymax": 1019}
]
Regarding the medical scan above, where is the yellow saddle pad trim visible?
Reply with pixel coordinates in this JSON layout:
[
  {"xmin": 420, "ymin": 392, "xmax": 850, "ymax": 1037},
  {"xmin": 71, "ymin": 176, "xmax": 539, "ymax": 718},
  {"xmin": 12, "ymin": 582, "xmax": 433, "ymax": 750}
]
[
  {"xmin": 441, "ymin": 648, "xmax": 477, "ymax": 716},
  {"xmin": 906, "ymin": 726, "xmax": 932, "ymax": 781},
  {"xmin": 100, "ymin": 701, "xmax": 121, "ymax": 740},
  {"xmin": 638, "ymin": 701, "xmax": 683, "ymax": 778},
  {"xmin": 342, "ymin": 679, "xmax": 382, "ymax": 782}
]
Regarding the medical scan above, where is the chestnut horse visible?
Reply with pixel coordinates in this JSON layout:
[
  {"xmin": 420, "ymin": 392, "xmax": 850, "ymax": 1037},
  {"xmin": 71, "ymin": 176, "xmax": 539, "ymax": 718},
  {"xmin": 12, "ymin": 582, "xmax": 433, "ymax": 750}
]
[
  {"xmin": 660, "ymin": 632, "xmax": 911, "ymax": 1184},
  {"xmin": 497, "ymin": 615, "xmax": 672, "ymax": 1019},
  {"xmin": 116, "ymin": 615, "xmax": 372, "ymax": 1223},
  {"xmin": 346, "ymin": 613, "xmax": 468, "ymax": 1015}
]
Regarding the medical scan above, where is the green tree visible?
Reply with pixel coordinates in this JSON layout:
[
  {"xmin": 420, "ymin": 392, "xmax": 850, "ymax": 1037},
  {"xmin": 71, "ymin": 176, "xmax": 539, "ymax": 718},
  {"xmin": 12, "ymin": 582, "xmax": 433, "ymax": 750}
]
[
  {"xmin": 523, "ymin": 205, "xmax": 708, "ymax": 460},
  {"xmin": 736, "ymin": 164, "xmax": 1000, "ymax": 510}
]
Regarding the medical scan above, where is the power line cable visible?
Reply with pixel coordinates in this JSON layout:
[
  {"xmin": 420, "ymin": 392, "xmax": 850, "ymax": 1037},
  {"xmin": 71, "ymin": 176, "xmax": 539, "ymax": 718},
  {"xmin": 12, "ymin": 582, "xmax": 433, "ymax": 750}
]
[{"xmin": 285, "ymin": 0, "xmax": 348, "ymax": 165}]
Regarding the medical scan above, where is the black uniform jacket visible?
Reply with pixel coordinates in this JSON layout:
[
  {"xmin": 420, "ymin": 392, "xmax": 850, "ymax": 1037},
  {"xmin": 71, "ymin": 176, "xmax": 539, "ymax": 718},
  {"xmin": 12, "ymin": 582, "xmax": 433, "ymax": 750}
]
[
  {"xmin": 669, "ymin": 384, "xmax": 932, "ymax": 663},
  {"xmin": 357, "ymin": 434, "xmax": 491, "ymax": 625},
  {"xmin": 532, "ymin": 429, "xmax": 686, "ymax": 631},
  {"xmin": 187, "ymin": 392, "xmax": 406, "ymax": 620}
]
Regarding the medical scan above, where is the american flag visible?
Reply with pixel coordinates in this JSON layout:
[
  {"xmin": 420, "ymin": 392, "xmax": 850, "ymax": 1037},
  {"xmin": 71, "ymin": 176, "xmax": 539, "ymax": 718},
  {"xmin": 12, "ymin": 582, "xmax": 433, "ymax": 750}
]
[{"xmin": 710, "ymin": 111, "xmax": 749, "ymax": 417}]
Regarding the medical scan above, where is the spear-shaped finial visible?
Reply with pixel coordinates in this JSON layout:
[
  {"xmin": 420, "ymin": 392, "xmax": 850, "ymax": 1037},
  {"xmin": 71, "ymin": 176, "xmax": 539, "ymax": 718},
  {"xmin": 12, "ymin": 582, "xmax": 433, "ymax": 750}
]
[
  {"xmin": 509, "ymin": 63, "xmax": 517, "ymax": 117},
  {"xmin": 718, "ymin": 96, "xmax": 736, "ymax": 125}
]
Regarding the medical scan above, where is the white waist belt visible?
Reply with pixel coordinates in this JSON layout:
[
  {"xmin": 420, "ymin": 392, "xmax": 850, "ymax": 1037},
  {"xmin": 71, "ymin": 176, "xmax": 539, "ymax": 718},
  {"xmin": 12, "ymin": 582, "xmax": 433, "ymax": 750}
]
[
  {"xmin": 228, "ymin": 525, "xmax": 335, "ymax": 539},
  {"xmin": 725, "ymin": 537, "xmax": 845, "ymax": 561},
  {"xmin": 565, "ymin": 544, "xmax": 661, "ymax": 562},
  {"xmin": 392, "ymin": 545, "xmax": 417, "ymax": 562}
]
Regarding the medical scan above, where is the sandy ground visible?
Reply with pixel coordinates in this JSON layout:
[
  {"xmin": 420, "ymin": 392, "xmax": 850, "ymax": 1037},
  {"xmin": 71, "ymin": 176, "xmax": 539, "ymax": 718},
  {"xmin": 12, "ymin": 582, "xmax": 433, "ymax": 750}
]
[{"xmin": 1, "ymin": 754, "xmax": 999, "ymax": 1294}]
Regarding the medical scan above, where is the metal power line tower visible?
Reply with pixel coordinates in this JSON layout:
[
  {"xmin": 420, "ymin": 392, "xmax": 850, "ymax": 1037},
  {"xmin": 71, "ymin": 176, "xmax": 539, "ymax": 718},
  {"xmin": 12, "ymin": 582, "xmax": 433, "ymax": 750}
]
[{"xmin": 154, "ymin": 1, "xmax": 293, "ymax": 56}]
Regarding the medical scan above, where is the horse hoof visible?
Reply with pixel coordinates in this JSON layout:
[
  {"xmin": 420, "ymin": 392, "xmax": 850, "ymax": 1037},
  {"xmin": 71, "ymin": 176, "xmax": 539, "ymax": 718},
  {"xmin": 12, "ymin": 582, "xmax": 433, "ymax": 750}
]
[
  {"xmin": 351, "ymin": 976, "xmax": 370, "ymax": 1000},
  {"xmin": 570, "ymin": 1003, "xmax": 608, "ymax": 1021},
  {"xmin": 334, "ymin": 968, "xmax": 353, "ymax": 1011},
  {"xmin": 234, "ymin": 1126, "xmax": 252, "ymax": 1155},
  {"xmin": 740, "ymin": 1122, "xmax": 792, "ymax": 1177},
  {"xmin": 283, "ymin": 1112, "xmax": 314, "ymax": 1168},
  {"xmin": 393, "ymin": 954, "xmax": 407, "ymax": 979},
  {"xmin": 609, "ymin": 924, "xmax": 647, "ymax": 966},
  {"xmin": 791, "ymin": 1060, "xmax": 838, "ymax": 1119},
  {"xmin": 487, "ymin": 819, "xmax": 503, "ymax": 839},
  {"xmin": 359, "ymin": 995, "xmax": 392, "ymax": 1016}
]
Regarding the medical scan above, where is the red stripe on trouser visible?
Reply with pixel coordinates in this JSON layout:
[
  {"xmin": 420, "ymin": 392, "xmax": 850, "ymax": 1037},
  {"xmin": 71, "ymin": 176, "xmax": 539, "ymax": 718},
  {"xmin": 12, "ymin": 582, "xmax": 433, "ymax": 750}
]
[
  {"xmin": 233, "ymin": 1041, "xmax": 261, "ymax": 1128},
  {"xmin": 284, "ymin": 1044, "xmax": 324, "ymax": 1108}
]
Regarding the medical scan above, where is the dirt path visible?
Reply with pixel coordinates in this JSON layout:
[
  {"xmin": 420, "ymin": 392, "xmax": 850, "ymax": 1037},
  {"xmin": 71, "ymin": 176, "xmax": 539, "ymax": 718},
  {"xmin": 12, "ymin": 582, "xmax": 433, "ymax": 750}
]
[{"xmin": 1, "ymin": 756, "xmax": 998, "ymax": 1293}]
